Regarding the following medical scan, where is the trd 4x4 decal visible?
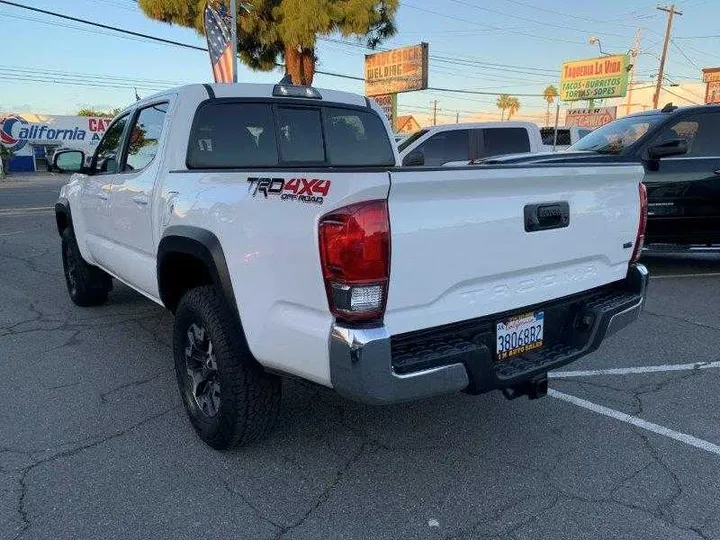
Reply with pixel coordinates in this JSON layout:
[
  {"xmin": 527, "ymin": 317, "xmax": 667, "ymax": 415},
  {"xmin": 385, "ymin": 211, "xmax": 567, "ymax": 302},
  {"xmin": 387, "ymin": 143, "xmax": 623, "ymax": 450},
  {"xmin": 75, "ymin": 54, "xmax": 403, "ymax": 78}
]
[{"xmin": 247, "ymin": 177, "xmax": 331, "ymax": 205}]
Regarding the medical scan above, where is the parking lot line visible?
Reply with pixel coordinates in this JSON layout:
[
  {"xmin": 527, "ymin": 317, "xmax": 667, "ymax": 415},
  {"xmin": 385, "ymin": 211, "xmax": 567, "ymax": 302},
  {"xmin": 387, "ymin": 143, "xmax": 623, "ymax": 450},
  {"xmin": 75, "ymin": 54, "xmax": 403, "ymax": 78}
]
[
  {"xmin": 651, "ymin": 272, "xmax": 720, "ymax": 279},
  {"xmin": 0, "ymin": 227, "xmax": 44, "ymax": 237},
  {"xmin": 549, "ymin": 360, "xmax": 720, "ymax": 379},
  {"xmin": 549, "ymin": 389, "xmax": 720, "ymax": 457}
]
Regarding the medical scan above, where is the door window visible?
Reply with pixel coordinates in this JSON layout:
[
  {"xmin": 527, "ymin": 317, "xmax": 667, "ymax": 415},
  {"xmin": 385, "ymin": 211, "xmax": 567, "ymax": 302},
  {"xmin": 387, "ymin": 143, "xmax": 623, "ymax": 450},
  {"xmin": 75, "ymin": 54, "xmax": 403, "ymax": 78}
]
[
  {"xmin": 415, "ymin": 130, "xmax": 470, "ymax": 166},
  {"xmin": 482, "ymin": 128, "xmax": 531, "ymax": 157},
  {"xmin": 94, "ymin": 114, "xmax": 129, "ymax": 174},
  {"xmin": 654, "ymin": 114, "xmax": 720, "ymax": 157},
  {"xmin": 124, "ymin": 103, "xmax": 168, "ymax": 171}
]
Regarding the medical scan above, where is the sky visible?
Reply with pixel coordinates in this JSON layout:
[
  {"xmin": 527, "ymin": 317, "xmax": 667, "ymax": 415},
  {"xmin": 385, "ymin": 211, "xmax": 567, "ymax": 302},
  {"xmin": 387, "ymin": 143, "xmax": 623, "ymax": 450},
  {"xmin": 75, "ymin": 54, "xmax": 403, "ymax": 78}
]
[{"xmin": 1, "ymin": 0, "xmax": 719, "ymax": 125}]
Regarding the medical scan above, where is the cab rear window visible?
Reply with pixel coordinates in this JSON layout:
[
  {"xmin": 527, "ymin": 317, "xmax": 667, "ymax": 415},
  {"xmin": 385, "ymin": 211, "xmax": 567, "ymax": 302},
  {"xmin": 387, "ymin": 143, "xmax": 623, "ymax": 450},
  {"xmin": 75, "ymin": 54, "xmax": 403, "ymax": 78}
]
[{"xmin": 187, "ymin": 101, "xmax": 395, "ymax": 169}]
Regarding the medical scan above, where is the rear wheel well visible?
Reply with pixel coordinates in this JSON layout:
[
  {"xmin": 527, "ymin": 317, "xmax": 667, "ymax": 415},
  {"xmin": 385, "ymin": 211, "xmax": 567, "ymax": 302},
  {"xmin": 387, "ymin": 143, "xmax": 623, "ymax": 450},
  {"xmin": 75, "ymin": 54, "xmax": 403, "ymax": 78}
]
[{"xmin": 158, "ymin": 252, "xmax": 213, "ymax": 312}]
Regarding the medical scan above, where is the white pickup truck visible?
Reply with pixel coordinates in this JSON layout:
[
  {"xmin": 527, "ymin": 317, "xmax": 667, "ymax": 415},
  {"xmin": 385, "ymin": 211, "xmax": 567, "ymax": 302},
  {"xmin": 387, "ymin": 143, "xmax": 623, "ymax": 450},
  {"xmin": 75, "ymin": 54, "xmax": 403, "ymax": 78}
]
[{"xmin": 53, "ymin": 83, "xmax": 648, "ymax": 449}]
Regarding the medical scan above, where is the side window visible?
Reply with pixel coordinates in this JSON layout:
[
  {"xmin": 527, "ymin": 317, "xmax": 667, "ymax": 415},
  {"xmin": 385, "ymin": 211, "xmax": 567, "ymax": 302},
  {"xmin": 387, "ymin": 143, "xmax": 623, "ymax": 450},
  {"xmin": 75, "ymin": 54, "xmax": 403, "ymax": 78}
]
[
  {"xmin": 124, "ymin": 103, "xmax": 168, "ymax": 171},
  {"xmin": 94, "ymin": 114, "xmax": 129, "ymax": 174},
  {"xmin": 324, "ymin": 107, "xmax": 395, "ymax": 166},
  {"xmin": 187, "ymin": 103, "xmax": 278, "ymax": 168},
  {"xmin": 654, "ymin": 114, "xmax": 720, "ymax": 157},
  {"xmin": 482, "ymin": 128, "xmax": 531, "ymax": 157},
  {"xmin": 276, "ymin": 107, "xmax": 325, "ymax": 163},
  {"xmin": 416, "ymin": 130, "xmax": 470, "ymax": 166}
]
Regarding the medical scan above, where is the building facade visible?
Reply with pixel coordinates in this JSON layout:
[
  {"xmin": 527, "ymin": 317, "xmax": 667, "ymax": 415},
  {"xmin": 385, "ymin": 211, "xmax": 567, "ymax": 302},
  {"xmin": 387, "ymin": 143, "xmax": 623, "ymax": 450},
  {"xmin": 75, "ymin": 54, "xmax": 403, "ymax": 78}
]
[{"xmin": 0, "ymin": 114, "xmax": 111, "ymax": 172}]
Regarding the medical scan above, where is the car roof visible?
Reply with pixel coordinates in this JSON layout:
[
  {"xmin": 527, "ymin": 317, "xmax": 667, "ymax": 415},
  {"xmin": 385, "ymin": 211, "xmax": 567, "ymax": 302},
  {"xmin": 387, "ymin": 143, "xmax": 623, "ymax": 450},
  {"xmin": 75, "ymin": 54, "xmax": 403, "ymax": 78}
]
[
  {"xmin": 623, "ymin": 103, "xmax": 720, "ymax": 119},
  {"xmin": 423, "ymin": 121, "xmax": 538, "ymax": 131},
  {"xmin": 139, "ymin": 83, "xmax": 367, "ymax": 108}
]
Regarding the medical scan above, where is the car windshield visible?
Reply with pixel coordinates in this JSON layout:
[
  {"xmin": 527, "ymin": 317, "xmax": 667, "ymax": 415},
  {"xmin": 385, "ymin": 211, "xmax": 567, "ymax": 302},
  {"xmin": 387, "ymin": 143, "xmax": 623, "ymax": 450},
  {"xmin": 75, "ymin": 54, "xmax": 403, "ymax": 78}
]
[
  {"xmin": 397, "ymin": 129, "xmax": 428, "ymax": 152},
  {"xmin": 569, "ymin": 114, "xmax": 666, "ymax": 154}
]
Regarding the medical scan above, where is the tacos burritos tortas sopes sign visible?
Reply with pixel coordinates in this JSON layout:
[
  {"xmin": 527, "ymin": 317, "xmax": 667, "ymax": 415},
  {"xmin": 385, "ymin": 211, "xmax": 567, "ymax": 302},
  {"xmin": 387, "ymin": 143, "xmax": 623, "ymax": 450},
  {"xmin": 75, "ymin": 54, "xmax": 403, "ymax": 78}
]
[{"xmin": 561, "ymin": 55, "xmax": 630, "ymax": 101}]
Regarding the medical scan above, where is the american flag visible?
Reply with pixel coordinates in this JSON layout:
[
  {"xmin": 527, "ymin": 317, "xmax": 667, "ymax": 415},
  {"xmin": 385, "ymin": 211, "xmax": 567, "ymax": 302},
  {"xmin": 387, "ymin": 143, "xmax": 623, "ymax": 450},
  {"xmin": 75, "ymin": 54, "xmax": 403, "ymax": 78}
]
[{"xmin": 204, "ymin": 2, "xmax": 235, "ymax": 83}]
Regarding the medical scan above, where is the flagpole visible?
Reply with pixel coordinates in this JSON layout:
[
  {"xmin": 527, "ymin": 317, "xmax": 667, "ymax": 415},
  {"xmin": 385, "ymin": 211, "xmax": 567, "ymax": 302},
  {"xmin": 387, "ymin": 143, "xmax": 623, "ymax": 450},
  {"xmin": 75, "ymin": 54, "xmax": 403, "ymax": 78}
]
[{"xmin": 230, "ymin": 0, "xmax": 238, "ymax": 83}]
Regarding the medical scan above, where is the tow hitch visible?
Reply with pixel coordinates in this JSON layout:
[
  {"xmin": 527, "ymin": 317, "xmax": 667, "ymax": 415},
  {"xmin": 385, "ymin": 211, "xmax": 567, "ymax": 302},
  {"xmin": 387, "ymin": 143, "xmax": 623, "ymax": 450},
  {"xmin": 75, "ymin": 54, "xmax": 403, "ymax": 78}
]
[{"xmin": 501, "ymin": 374, "xmax": 548, "ymax": 400}]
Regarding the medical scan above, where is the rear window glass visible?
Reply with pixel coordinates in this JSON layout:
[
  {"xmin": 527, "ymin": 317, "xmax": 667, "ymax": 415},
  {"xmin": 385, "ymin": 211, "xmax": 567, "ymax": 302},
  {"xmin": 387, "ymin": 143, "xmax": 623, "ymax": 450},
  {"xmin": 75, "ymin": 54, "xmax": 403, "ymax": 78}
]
[
  {"xmin": 483, "ymin": 128, "xmax": 531, "ymax": 157},
  {"xmin": 540, "ymin": 127, "xmax": 571, "ymax": 146},
  {"xmin": 277, "ymin": 107, "xmax": 325, "ymax": 163},
  {"xmin": 187, "ymin": 103, "xmax": 278, "ymax": 168},
  {"xmin": 187, "ymin": 101, "xmax": 394, "ymax": 168},
  {"xmin": 324, "ymin": 107, "xmax": 395, "ymax": 166}
]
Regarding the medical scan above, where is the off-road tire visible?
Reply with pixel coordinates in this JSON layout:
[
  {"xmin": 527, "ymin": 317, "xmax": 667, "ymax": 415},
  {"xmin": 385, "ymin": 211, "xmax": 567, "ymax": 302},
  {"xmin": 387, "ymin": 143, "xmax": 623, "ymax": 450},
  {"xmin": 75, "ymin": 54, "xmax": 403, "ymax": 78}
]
[
  {"xmin": 173, "ymin": 286, "xmax": 282, "ymax": 449},
  {"xmin": 61, "ymin": 228, "xmax": 112, "ymax": 307}
]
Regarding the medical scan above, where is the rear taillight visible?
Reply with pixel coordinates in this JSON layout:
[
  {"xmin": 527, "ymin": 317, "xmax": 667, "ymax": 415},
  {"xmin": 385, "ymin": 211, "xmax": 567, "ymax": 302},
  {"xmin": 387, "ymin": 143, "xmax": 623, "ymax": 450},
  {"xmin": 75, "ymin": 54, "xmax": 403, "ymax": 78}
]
[
  {"xmin": 631, "ymin": 183, "xmax": 647, "ymax": 263},
  {"xmin": 319, "ymin": 200, "xmax": 390, "ymax": 323}
]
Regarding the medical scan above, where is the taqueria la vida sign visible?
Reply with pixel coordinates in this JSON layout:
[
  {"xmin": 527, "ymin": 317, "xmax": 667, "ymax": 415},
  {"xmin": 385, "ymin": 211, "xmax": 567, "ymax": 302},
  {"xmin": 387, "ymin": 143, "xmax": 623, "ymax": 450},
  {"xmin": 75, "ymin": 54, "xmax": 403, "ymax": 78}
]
[{"xmin": 560, "ymin": 54, "xmax": 630, "ymax": 101}]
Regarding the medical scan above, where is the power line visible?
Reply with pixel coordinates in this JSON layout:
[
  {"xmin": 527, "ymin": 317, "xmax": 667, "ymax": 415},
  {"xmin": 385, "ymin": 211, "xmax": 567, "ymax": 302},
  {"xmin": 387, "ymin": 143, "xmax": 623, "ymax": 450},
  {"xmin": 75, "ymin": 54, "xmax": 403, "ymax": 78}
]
[
  {"xmin": 670, "ymin": 39, "xmax": 703, "ymax": 72},
  {"xmin": 0, "ymin": 1, "xmax": 552, "ymax": 97},
  {"xmin": 497, "ymin": 0, "xmax": 646, "ymax": 30},
  {"xmin": 661, "ymin": 86, "xmax": 700, "ymax": 104},
  {"xmin": 402, "ymin": 2, "xmax": 589, "ymax": 46},
  {"xmin": 445, "ymin": 0, "xmax": 636, "ymax": 39},
  {"xmin": 0, "ymin": 0, "xmax": 207, "ymax": 51}
]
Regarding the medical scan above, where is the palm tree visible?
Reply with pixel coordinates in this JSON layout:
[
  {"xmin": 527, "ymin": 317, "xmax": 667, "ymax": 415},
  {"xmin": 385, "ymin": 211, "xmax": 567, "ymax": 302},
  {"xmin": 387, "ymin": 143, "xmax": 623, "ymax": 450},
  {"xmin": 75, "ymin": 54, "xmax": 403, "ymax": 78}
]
[
  {"xmin": 543, "ymin": 85, "xmax": 559, "ymax": 126},
  {"xmin": 496, "ymin": 94, "xmax": 511, "ymax": 121},
  {"xmin": 507, "ymin": 97, "xmax": 521, "ymax": 120}
]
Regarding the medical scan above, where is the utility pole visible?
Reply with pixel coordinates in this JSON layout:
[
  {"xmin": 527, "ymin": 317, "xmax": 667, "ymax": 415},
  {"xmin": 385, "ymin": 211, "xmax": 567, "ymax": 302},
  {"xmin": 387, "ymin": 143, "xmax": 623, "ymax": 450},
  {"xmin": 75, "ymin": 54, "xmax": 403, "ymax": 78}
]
[
  {"xmin": 626, "ymin": 28, "xmax": 642, "ymax": 116},
  {"xmin": 431, "ymin": 100, "xmax": 439, "ymax": 125},
  {"xmin": 455, "ymin": 111, "xmax": 459, "ymax": 124},
  {"xmin": 654, "ymin": 5, "xmax": 682, "ymax": 109}
]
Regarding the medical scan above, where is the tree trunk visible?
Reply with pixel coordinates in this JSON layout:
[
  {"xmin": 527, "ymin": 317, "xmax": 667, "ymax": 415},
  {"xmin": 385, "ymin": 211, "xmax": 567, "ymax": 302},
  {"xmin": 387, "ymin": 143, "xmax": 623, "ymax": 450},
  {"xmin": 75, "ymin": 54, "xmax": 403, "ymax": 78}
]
[
  {"xmin": 500, "ymin": 109, "xmax": 505, "ymax": 121},
  {"xmin": 546, "ymin": 102, "xmax": 550, "ymax": 127},
  {"xmin": 284, "ymin": 45, "xmax": 315, "ymax": 85}
]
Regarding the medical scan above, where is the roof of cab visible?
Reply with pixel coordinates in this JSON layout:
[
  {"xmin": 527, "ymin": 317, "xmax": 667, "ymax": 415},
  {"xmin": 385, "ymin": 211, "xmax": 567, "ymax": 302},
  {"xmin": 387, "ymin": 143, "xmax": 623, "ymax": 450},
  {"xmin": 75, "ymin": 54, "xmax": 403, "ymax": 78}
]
[{"xmin": 189, "ymin": 82, "xmax": 367, "ymax": 107}]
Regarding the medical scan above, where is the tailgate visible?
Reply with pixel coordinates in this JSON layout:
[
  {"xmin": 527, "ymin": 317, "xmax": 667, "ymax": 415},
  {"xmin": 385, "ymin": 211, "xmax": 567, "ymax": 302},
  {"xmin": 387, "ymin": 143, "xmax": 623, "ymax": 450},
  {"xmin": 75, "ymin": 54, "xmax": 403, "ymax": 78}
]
[{"xmin": 385, "ymin": 164, "xmax": 644, "ymax": 335}]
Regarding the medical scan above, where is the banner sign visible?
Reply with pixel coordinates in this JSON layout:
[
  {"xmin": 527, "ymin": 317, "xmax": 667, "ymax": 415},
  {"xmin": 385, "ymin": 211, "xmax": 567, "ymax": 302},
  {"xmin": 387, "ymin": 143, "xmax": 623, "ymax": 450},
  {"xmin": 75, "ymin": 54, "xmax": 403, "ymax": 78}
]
[
  {"xmin": 371, "ymin": 94, "xmax": 397, "ymax": 128},
  {"xmin": 561, "ymin": 55, "xmax": 629, "ymax": 101},
  {"xmin": 0, "ymin": 114, "xmax": 109, "ymax": 153},
  {"xmin": 565, "ymin": 106, "xmax": 618, "ymax": 128},
  {"xmin": 702, "ymin": 68, "xmax": 720, "ymax": 83},
  {"xmin": 706, "ymin": 81, "xmax": 720, "ymax": 104},
  {"xmin": 365, "ymin": 43, "xmax": 429, "ymax": 97}
]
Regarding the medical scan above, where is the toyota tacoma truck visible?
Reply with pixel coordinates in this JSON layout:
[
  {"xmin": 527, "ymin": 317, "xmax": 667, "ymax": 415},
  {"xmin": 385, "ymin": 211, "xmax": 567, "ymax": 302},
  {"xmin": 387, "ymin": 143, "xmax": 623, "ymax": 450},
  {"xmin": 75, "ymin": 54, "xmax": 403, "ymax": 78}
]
[{"xmin": 53, "ymin": 83, "xmax": 648, "ymax": 449}]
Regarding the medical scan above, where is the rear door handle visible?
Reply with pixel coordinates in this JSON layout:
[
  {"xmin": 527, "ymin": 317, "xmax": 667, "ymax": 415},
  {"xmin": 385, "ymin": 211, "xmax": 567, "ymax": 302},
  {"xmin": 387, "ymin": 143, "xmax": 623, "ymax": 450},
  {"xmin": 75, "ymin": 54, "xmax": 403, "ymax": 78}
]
[{"xmin": 132, "ymin": 194, "xmax": 149, "ymax": 206}]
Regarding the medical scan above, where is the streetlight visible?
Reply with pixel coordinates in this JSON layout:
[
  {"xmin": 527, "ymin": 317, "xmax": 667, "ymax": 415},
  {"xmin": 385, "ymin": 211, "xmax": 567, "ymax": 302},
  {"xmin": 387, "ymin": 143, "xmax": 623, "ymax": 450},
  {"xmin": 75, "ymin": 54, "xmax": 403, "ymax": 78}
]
[{"xmin": 588, "ymin": 36, "xmax": 611, "ymax": 56}]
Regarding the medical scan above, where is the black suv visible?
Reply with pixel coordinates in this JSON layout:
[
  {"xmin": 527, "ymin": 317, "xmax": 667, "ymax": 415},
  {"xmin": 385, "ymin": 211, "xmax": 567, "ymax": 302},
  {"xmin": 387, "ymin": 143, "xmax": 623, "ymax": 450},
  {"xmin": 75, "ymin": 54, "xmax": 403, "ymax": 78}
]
[{"xmin": 482, "ymin": 104, "xmax": 720, "ymax": 247}]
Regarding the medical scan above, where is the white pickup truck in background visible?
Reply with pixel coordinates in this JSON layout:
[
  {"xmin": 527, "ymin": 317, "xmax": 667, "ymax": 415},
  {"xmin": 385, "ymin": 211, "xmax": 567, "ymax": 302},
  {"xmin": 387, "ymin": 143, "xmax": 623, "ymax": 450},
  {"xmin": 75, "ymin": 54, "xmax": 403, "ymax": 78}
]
[
  {"xmin": 398, "ymin": 121, "xmax": 545, "ymax": 166},
  {"xmin": 54, "ymin": 82, "xmax": 648, "ymax": 449}
]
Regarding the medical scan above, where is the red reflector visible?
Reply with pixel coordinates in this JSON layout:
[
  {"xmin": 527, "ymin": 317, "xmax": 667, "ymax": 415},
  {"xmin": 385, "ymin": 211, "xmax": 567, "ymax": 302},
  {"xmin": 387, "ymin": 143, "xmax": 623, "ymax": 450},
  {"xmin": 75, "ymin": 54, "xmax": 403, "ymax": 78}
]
[
  {"xmin": 631, "ymin": 183, "xmax": 647, "ymax": 263},
  {"xmin": 319, "ymin": 200, "xmax": 390, "ymax": 322}
]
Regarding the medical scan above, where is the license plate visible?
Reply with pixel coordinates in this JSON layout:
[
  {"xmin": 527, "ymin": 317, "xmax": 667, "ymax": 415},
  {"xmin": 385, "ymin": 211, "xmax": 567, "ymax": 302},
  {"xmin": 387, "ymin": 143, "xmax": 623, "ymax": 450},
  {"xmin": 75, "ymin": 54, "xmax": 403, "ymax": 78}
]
[{"xmin": 496, "ymin": 311, "xmax": 544, "ymax": 360}]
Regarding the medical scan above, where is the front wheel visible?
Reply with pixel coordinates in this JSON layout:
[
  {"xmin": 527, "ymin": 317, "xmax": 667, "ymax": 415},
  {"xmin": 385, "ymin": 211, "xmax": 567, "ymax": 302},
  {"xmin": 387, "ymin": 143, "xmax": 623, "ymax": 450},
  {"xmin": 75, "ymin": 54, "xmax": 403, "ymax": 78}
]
[{"xmin": 173, "ymin": 286, "xmax": 281, "ymax": 449}]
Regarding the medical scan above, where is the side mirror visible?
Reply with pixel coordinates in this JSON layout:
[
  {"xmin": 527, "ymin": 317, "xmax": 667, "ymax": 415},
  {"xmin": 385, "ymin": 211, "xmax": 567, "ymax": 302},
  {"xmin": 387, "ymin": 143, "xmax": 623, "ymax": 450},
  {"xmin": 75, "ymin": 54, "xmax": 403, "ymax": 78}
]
[
  {"xmin": 53, "ymin": 150, "xmax": 86, "ymax": 173},
  {"xmin": 402, "ymin": 150, "xmax": 424, "ymax": 166},
  {"xmin": 648, "ymin": 138, "xmax": 688, "ymax": 159}
]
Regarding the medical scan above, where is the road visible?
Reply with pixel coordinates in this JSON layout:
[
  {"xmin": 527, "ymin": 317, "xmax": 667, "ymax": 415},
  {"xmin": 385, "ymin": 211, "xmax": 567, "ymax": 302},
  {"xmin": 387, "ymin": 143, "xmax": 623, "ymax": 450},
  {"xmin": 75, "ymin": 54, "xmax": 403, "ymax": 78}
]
[{"xmin": 2, "ymin": 174, "xmax": 720, "ymax": 540}]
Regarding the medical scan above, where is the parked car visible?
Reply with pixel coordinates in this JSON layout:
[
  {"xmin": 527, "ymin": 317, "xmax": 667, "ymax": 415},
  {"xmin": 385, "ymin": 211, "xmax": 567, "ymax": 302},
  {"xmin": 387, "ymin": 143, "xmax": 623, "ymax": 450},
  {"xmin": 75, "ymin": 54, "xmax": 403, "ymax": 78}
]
[
  {"xmin": 53, "ymin": 82, "xmax": 648, "ymax": 449},
  {"xmin": 398, "ymin": 122, "xmax": 545, "ymax": 166},
  {"xmin": 476, "ymin": 104, "xmax": 720, "ymax": 247},
  {"xmin": 539, "ymin": 126, "xmax": 593, "ymax": 151}
]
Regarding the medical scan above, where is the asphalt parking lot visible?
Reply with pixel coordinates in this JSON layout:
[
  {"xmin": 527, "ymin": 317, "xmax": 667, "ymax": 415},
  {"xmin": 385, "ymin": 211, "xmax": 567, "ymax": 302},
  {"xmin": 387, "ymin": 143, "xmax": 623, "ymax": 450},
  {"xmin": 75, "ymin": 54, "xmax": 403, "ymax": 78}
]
[{"xmin": 2, "ymin": 173, "xmax": 720, "ymax": 540}]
